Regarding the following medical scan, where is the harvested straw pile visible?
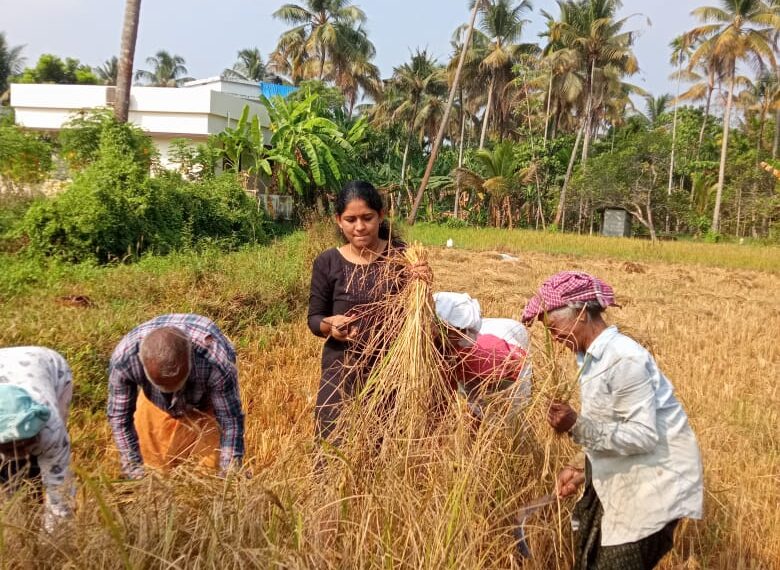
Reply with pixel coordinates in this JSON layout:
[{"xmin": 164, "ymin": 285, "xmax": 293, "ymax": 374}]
[{"xmin": 307, "ymin": 244, "xmax": 576, "ymax": 567}]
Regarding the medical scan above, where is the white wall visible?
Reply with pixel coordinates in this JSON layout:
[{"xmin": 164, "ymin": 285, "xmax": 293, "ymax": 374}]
[
  {"xmin": 10, "ymin": 83, "xmax": 110, "ymax": 109},
  {"xmin": 154, "ymin": 134, "xmax": 209, "ymax": 170},
  {"xmin": 10, "ymin": 81, "xmax": 272, "ymax": 169}
]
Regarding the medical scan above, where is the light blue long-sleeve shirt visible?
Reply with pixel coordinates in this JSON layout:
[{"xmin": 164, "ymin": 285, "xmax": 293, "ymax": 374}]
[{"xmin": 571, "ymin": 326, "xmax": 703, "ymax": 546}]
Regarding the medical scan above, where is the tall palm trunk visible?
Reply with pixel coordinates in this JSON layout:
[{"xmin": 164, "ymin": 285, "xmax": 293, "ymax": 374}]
[
  {"xmin": 400, "ymin": 97, "xmax": 421, "ymax": 191},
  {"xmin": 553, "ymin": 118, "xmax": 585, "ymax": 227},
  {"xmin": 318, "ymin": 43, "xmax": 327, "ymax": 81},
  {"xmin": 757, "ymin": 105, "xmax": 767, "ymax": 152},
  {"xmin": 773, "ymin": 64, "xmax": 779, "ymax": 159},
  {"xmin": 696, "ymin": 70, "xmax": 715, "ymax": 159},
  {"xmin": 479, "ymin": 76, "xmax": 495, "ymax": 150},
  {"xmin": 543, "ymin": 70, "xmax": 553, "ymax": 149},
  {"xmin": 521, "ymin": 66, "xmax": 545, "ymax": 230},
  {"xmin": 668, "ymin": 54, "xmax": 683, "ymax": 195},
  {"xmin": 713, "ymin": 66, "xmax": 735, "ymax": 233},
  {"xmin": 580, "ymin": 62, "xmax": 596, "ymax": 164},
  {"xmin": 408, "ymin": 0, "xmax": 480, "ymax": 225},
  {"xmin": 115, "ymin": 0, "xmax": 142, "ymax": 123},
  {"xmin": 455, "ymin": 87, "xmax": 466, "ymax": 219}
]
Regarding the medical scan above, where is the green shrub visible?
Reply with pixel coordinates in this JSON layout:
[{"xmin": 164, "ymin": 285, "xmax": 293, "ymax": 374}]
[
  {"xmin": 23, "ymin": 122, "xmax": 150, "ymax": 262},
  {"xmin": 22, "ymin": 122, "xmax": 267, "ymax": 263},
  {"xmin": 182, "ymin": 174, "xmax": 267, "ymax": 247},
  {"xmin": 59, "ymin": 109, "xmax": 156, "ymax": 172},
  {"xmin": 0, "ymin": 125, "xmax": 53, "ymax": 183}
]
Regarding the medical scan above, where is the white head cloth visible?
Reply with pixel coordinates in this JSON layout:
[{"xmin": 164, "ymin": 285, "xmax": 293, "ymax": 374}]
[{"xmin": 433, "ymin": 292, "xmax": 482, "ymax": 332}]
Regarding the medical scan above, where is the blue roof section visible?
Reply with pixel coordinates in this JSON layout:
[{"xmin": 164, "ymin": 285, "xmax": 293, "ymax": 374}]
[{"xmin": 259, "ymin": 82, "xmax": 298, "ymax": 99}]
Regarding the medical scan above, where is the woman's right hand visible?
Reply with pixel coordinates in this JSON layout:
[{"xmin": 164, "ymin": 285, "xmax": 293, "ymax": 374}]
[{"xmin": 323, "ymin": 315, "xmax": 356, "ymax": 342}]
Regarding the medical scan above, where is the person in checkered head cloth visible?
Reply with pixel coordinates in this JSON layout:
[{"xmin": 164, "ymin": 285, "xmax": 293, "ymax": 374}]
[{"xmin": 523, "ymin": 271, "xmax": 703, "ymax": 570}]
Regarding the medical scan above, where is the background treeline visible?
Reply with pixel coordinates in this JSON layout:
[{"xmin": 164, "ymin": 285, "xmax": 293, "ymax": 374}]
[{"xmin": 1, "ymin": 0, "xmax": 779, "ymax": 254}]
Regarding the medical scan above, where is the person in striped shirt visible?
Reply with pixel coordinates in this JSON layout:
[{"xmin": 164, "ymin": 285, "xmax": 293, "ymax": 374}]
[{"xmin": 107, "ymin": 314, "xmax": 245, "ymax": 479}]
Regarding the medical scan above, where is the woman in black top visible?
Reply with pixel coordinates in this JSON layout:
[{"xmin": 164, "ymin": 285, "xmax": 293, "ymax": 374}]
[{"xmin": 307, "ymin": 181, "xmax": 405, "ymax": 439}]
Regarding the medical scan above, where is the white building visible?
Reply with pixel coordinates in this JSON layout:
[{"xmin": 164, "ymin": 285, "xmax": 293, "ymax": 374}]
[{"xmin": 9, "ymin": 76, "xmax": 272, "ymax": 169}]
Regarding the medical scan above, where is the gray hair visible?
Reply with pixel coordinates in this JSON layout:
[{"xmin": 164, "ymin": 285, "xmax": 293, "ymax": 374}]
[
  {"xmin": 548, "ymin": 301, "xmax": 604, "ymax": 323},
  {"xmin": 139, "ymin": 327, "xmax": 192, "ymax": 381}
]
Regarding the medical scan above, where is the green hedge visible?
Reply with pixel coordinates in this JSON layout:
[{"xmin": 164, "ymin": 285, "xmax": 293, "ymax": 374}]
[{"xmin": 22, "ymin": 120, "xmax": 267, "ymax": 263}]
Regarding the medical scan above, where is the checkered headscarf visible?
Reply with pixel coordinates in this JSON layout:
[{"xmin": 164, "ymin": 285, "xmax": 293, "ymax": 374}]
[{"xmin": 522, "ymin": 271, "xmax": 616, "ymax": 325}]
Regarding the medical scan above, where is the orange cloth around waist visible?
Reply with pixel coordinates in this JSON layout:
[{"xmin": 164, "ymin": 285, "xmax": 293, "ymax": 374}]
[{"xmin": 134, "ymin": 390, "xmax": 220, "ymax": 471}]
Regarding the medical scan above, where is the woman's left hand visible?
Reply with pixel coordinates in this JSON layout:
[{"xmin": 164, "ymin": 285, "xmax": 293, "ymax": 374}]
[{"xmin": 547, "ymin": 400, "xmax": 578, "ymax": 433}]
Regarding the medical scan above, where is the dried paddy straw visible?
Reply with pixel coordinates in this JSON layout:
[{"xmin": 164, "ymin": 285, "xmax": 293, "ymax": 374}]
[{"xmin": 308, "ymin": 244, "xmax": 576, "ymax": 568}]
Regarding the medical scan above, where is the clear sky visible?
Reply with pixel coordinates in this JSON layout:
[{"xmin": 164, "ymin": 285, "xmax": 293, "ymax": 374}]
[{"xmin": 3, "ymin": 0, "xmax": 704, "ymax": 97}]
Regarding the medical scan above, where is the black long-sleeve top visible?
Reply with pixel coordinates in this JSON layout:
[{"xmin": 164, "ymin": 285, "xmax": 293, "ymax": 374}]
[{"xmin": 307, "ymin": 244, "xmax": 405, "ymax": 390}]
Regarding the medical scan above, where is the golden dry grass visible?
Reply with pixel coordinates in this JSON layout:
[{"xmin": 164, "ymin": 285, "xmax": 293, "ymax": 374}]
[
  {"xmin": 428, "ymin": 247, "xmax": 780, "ymax": 569},
  {"xmin": 0, "ymin": 235, "xmax": 778, "ymax": 568}
]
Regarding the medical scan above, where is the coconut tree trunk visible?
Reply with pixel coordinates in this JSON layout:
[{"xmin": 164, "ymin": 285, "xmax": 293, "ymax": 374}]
[
  {"xmin": 580, "ymin": 62, "xmax": 596, "ymax": 164},
  {"xmin": 696, "ymin": 72, "xmax": 715, "ymax": 159},
  {"xmin": 774, "ymin": 64, "xmax": 779, "ymax": 159},
  {"xmin": 735, "ymin": 185, "xmax": 742, "ymax": 238},
  {"xmin": 756, "ymin": 105, "xmax": 767, "ymax": 153},
  {"xmin": 400, "ymin": 97, "xmax": 421, "ymax": 190},
  {"xmin": 523, "ymin": 74, "xmax": 546, "ymax": 230},
  {"xmin": 543, "ymin": 70, "xmax": 553, "ymax": 149},
  {"xmin": 713, "ymin": 67, "xmax": 735, "ymax": 233},
  {"xmin": 479, "ymin": 76, "xmax": 495, "ymax": 150},
  {"xmin": 408, "ymin": 0, "xmax": 480, "ymax": 225},
  {"xmin": 668, "ymin": 54, "xmax": 682, "ymax": 195},
  {"xmin": 318, "ymin": 47, "xmax": 327, "ymax": 81},
  {"xmin": 115, "ymin": 0, "xmax": 142, "ymax": 123},
  {"xmin": 455, "ymin": 88, "xmax": 466, "ymax": 219},
  {"xmin": 553, "ymin": 118, "xmax": 585, "ymax": 227}
]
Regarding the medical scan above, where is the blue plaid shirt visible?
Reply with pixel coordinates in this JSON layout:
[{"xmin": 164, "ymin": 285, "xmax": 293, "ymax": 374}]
[{"xmin": 107, "ymin": 314, "xmax": 244, "ymax": 477}]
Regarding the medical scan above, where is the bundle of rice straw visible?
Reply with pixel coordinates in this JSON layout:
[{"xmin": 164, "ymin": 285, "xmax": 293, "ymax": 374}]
[{"xmin": 327, "ymin": 244, "xmax": 458, "ymax": 454}]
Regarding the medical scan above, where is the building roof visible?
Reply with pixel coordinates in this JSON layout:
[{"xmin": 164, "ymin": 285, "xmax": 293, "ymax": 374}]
[{"xmin": 259, "ymin": 82, "xmax": 297, "ymax": 99}]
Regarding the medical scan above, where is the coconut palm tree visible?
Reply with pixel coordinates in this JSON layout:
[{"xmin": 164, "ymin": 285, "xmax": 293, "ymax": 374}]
[
  {"xmin": 115, "ymin": 0, "xmax": 141, "ymax": 122},
  {"xmin": 677, "ymin": 34, "xmax": 725, "ymax": 158},
  {"xmin": 95, "ymin": 56, "xmax": 119, "ymax": 85},
  {"xmin": 642, "ymin": 94, "xmax": 671, "ymax": 127},
  {"xmin": 0, "ymin": 32, "xmax": 25, "ymax": 96},
  {"xmin": 329, "ymin": 25, "xmax": 382, "ymax": 115},
  {"xmin": 737, "ymin": 70, "xmax": 780, "ymax": 151},
  {"xmin": 455, "ymin": 141, "xmax": 535, "ymax": 226},
  {"xmin": 668, "ymin": 34, "xmax": 694, "ymax": 196},
  {"xmin": 134, "ymin": 50, "xmax": 193, "ymax": 87},
  {"xmin": 545, "ymin": 0, "xmax": 640, "ymax": 227},
  {"xmin": 372, "ymin": 50, "xmax": 447, "ymax": 189},
  {"xmin": 540, "ymin": 12, "xmax": 584, "ymax": 140},
  {"xmin": 268, "ymin": 27, "xmax": 310, "ymax": 84},
  {"xmin": 408, "ymin": 0, "xmax": 481, "ymax": 224},
  {"xmin": 225, "ymin": 48, "xmax": 275, "ymax": 82},
  {"xmin": 272, "ymin": 0, "xmax": 366, "ymax": 82},
  {"xmin": 687, "ymin": 0, "xmax": 780, "ymax": 232},
  {"xmin": 469, "ymin": 0, "xmax": 534, "ymax": 148}
]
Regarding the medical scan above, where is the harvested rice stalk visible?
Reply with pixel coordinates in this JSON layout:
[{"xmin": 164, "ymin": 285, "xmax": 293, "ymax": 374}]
[{"xmin": 331, "ymin": 243, "xmax": 456, "ymax": 454}]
